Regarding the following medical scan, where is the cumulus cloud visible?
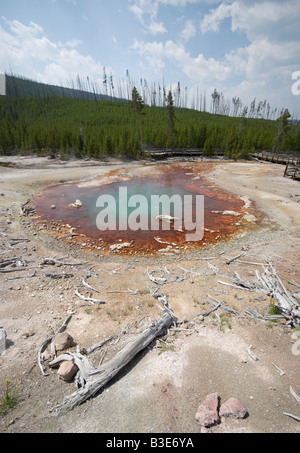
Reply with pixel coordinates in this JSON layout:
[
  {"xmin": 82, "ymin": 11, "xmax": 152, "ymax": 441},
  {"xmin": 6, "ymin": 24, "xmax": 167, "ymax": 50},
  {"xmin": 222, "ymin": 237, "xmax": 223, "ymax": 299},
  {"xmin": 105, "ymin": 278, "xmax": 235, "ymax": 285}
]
[
  {"xmin": 132, "ymin": 38, "xmax": 231, "ymax": 82},
  {"xmin": 127, "ymin": 0, "xmax": 209, "ymax": 34},
  {"xmin": 198, "ymin": 0, "xmax": 300, "ymax": 107},
  {"xmin": 128, "ymin": 0, "xmax": 167, "ymax": 35},
  {"xmin": 0, "ymin": 17, "xmax": 105, "ymax": 85},
  {"xmin": 200, "ymin": 2, "xmax": 232, "ymax": 33},
  {"xmin": 180, "ymin": 20, "xmax": 197, "ymax": 42},
  {"xmin": 129, "ymin": 0, "xmax": 300, "ymax": 113}
]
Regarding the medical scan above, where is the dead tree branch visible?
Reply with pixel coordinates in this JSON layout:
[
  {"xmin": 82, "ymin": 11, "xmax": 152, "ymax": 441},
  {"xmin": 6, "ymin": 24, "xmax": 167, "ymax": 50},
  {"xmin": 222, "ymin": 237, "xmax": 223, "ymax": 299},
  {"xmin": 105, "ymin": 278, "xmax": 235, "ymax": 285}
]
[{"xmin": 74, "ymin": 288, "xmax": 106, "ymax": 305}]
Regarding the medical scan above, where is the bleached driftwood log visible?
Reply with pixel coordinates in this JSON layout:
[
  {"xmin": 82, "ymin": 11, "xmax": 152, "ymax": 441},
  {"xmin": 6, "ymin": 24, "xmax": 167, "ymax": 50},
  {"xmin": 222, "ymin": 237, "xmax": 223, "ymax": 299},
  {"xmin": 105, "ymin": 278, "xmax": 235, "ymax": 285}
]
[
  {"xmin": 74, "ymin": 288, "xmax": 106, "ymax": 305},
  {"xmin": 49, "ymin": 297, "xmax": 177, "ymax": 413},
  {"xmin": 226, "ymin": 252, "xmax": 246, "ymax": 265}
]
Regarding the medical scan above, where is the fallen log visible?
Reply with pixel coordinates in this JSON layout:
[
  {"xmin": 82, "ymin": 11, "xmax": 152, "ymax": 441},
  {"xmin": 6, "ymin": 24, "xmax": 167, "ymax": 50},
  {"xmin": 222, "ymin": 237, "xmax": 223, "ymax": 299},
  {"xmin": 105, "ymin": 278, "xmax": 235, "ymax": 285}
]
[
  {"xmin": 6, "ymin": 270, "xmax": 36, "ymax": 281},
  {"xmin": 290, "ymin": 386, "xmax": 300, "ymax": 404},
  {"xmin": 272, "ymin": 362, "xmax": 285, "ymax": 376},
  {"xmin": 82, "ymin": 269, "xmax": 100, "ymax": 293},
  {"xmin": 40, "ymin": 257, "xmax": 86, "ymax": 267},
  {"xmin": 247, "ymin": 345, "xmax": 259, "ymax": 361},
  {"xmin": 226, "ymin": 252, "xmax": 246, "ymax": 265},
  {"xmin": 283, "ymin": 412, "xmax": 300, "ymax": 422},
  {"xmin": 45, "ymin": 272, "xmax": 74, "ymax": 279},
  {"xmin": 74, "ymin": 288, "xmax": 105, "ymax": 305},
  {"xmin": 49, "ymin": 298, "xmax": 177, "ymax": 413}
]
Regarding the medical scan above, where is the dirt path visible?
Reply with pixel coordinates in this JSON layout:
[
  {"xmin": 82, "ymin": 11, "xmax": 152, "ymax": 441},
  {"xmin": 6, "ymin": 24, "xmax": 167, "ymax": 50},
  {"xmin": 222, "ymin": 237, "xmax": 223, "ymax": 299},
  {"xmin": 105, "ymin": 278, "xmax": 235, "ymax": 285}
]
[{"xmin": 0, "ymin": 156, "xmax": 299, "ymax": 433}]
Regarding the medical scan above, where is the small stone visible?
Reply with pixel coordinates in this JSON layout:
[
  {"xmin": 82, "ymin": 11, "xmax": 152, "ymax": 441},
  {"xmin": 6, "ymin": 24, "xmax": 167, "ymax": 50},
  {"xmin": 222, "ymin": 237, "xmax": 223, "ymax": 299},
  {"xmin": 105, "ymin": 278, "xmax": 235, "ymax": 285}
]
[
  {"xmin": 195, "ymin": 393, "xmax": 220, "ymax": 427},
  {"xmin": 51, "ymin": 205, "xmax": 56, "ymax": 209},
  {"xmin": 57, "ymin": 361, "xmax": 78, "ymax": 382},
  {"xmin": 219, "ymin": 397, "xmax": 248, "ymax": 419}
]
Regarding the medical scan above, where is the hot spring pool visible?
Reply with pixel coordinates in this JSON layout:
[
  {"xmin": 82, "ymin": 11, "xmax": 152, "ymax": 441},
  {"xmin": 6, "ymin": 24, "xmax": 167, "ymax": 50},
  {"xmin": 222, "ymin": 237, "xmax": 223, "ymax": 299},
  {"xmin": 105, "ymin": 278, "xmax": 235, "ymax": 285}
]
[{"xmin": 29, "ymin": 163, "xmax": 257, "ymax": 255}]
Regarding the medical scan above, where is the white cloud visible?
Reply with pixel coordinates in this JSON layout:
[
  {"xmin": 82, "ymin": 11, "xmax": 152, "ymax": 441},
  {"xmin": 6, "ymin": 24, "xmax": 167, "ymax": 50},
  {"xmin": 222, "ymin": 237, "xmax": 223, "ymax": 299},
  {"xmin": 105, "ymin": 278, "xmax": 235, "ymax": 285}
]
[
  {"xmin": 63, "ymin": 38, "xmax": 83, "ymax": 48},
  {"xmin": 131, "ymin": 39, "xmax": 166, "ymax": 71},
  {"xmin": 180, "ymin": 20, "xmax": 196, "ymax": 42},
  {"xmin": 127, "ymin": 0, "xmax": 210, "ymax": 35},
  {"xmin": 229, "ymin": 0, "xmax": 300, "ymax": 42},
  {"xmin": 198, "ymin": 0, "xmax": 300, "ymax": 109},
  {"xmin": 200, "ymin": 0, "xmax": 300, "ymax": 42},
  {"xmin": 200, "ymin": 3, "xmax": 232, "ymax": 33},
  {"xmin": 128, "ymin": 0, "xmax": 167, "ymax": 35},
  {"xmin": 0, "ymin": 18, "xmax": 105, "ymax": 85},
  {"xmin": 131, "ymin": 38, "xmax": 231, "ymax": 81},
  {"xmin": 148, "ymin": 21, "xmax": 167, "ymax": 35}
]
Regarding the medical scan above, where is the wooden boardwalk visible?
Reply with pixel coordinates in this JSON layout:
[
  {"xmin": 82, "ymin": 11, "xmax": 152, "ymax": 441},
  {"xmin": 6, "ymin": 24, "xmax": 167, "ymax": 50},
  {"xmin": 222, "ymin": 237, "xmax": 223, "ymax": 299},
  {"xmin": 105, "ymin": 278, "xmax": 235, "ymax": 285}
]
[
  {"xmin": 252, "ymin": 151, "xmax": 300, "ymax": 180},
  {"xmin": 284, "ymin": 162, "xmax": 300, "ymax": 180},
  {"xmin": 252, "ymin": 150, "xmax": 300, "ymax": 166},
  {"xmin": 147, "ymin": 148, "xmax": 300, "ymax": 180},
  {"xmin": 147, "ymin": 148, "xmax": 224, "ymax": 158}
]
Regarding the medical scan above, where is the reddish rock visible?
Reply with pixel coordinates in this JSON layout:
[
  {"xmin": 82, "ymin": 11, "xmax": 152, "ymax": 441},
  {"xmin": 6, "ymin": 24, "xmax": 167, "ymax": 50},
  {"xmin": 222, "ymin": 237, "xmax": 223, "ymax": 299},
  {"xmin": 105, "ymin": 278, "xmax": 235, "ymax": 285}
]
[
  {"xmin": 195, "ymin": 393, "xmax": 220, "ymax": 427},
  {"xmin": 57, "ymin": 361, "xmax": 78, "ymax": 382},
  {"xmin": 219, "ymin": 397, "xmax": 248, "ymax": 419}
]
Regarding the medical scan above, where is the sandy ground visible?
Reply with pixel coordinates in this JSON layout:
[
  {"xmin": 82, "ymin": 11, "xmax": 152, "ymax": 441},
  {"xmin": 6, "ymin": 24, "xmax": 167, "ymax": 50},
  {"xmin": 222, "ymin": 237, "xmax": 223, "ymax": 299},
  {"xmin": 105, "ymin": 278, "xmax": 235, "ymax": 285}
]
[{"xmin": 0, "ymin": 155, "xmax": 299, "ymax": 434}]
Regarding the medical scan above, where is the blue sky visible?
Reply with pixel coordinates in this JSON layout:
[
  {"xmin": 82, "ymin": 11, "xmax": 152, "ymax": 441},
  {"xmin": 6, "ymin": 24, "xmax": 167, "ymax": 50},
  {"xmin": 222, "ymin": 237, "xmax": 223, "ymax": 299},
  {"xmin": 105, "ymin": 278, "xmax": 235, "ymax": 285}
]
[{"xmin": 1, "ymin": 0, "xmax": 300, "ymax": 116}]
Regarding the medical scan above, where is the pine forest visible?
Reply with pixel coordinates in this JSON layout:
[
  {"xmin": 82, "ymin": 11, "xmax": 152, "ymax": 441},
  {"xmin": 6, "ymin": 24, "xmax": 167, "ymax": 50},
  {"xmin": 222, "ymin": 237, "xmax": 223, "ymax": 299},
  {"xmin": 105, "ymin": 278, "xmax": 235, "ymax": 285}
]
[{"xmin": 1, "ymin": 73, "xmax": 300, "ymax": 160}]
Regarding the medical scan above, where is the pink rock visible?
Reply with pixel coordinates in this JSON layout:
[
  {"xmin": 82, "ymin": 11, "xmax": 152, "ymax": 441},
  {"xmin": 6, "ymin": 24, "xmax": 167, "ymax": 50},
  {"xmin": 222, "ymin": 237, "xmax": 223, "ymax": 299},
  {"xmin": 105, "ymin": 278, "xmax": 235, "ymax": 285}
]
[
  {"xmin": 57, "ymin": 361, "xmax": 78, "ymax": 382},
  {"xmin": 195, "ymin": 392, "xmax": 220, "ymax": 427},
  {"xmin": 219, "ymin": 397, "xmax": 248, "ymax": 419}
]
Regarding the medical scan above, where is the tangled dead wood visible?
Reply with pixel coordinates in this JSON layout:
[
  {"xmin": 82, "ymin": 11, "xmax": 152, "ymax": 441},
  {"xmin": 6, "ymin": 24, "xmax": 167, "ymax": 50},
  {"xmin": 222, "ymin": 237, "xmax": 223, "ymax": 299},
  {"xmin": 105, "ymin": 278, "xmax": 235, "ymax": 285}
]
[
  {"xmin": 38, "ymin": 261, "xmax": 299, "ymax": 414},
  {"xmin": 218, "ymin": 263, "xmax": 300, "ymax": 327},
  {"xmin": 48, "ymin": 295, "xmax": 176, "ymax": 413}
]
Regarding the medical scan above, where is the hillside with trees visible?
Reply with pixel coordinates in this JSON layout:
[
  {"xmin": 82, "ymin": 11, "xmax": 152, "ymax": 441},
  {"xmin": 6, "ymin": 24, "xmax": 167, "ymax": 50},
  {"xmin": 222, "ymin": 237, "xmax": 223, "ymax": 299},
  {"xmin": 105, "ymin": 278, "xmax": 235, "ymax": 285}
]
[{"xmin": 1, "ymin": 73, "xmax": 300, "ymax": 159}]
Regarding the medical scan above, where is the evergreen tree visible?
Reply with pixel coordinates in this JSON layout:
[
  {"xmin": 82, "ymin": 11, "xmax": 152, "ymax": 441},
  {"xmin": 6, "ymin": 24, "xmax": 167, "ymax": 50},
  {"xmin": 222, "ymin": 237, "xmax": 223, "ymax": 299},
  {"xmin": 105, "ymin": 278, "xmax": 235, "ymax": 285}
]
[
  {"xmin": 130, "ymin": 86, "xmax": 145, "ymax": 151},
  {"xmin": 166, "ymin": 90, "xmax": 176, "ymax": 149}
]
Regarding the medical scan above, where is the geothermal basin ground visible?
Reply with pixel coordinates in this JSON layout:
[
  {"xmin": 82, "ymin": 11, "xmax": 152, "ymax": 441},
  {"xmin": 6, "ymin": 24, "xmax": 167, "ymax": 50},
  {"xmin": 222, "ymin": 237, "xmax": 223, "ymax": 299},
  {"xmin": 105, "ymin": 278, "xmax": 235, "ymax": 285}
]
[{"xmin": 0, "ymin": 155, "xmax": 299, "ymax": 434}]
